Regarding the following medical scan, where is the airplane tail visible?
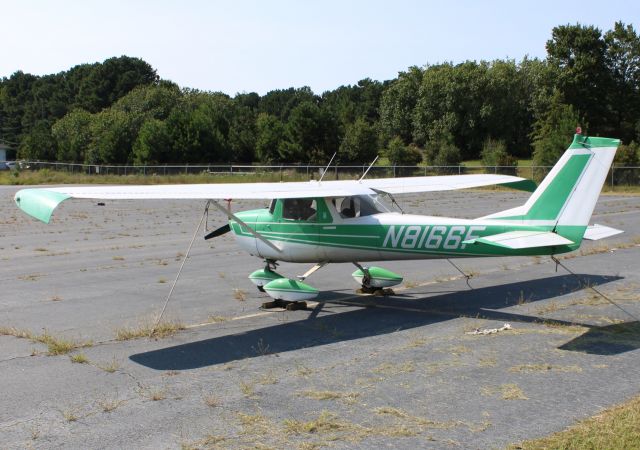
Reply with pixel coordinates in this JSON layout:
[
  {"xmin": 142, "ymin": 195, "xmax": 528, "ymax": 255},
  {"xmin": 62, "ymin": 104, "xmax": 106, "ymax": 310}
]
[{"xmin": 482, "ymin": 134, "xmax": 620, "ymax": 243}]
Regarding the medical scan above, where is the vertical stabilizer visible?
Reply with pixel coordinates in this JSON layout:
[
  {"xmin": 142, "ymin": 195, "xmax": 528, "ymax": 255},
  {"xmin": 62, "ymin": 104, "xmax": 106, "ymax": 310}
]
[{"xmin": 482, "ymin": 135, "xmax": 620, "ymax": 239}]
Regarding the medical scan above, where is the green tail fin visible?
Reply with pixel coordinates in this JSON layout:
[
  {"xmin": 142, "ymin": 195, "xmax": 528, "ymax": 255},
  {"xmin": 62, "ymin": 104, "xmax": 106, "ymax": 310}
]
[{"xmin": 483, "ymin": 134, "xmax": 620, "ymax": 231}]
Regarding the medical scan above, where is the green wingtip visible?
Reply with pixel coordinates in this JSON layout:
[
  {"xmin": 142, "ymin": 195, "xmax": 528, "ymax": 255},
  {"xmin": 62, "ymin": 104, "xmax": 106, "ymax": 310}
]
[{"xmin": 14, "ymin": 189, "xmax": 71, "ymax": 223}]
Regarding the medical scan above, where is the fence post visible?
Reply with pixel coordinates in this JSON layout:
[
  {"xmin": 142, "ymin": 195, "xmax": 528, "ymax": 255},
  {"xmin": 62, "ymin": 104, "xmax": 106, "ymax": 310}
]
[{"xmin": 611, "ymin": 166, "xmax": 614, "ymax": 187}]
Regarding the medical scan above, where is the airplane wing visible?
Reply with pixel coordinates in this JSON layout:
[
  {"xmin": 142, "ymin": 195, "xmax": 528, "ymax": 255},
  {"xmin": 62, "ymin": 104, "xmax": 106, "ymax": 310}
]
[
  {"xmin": 463, "ymin": 230, "xmax": 574, "ymax": 250},
  {"xmin": 14, "ymin": 173, "xmax": 534, "ymax": 223}
]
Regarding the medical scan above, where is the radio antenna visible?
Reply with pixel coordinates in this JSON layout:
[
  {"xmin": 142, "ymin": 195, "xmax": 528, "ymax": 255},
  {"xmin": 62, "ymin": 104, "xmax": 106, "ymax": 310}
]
[
  {"xmin": 318, "ymin": 152, "xmax": 337, "ymax": 182},
  {"xmin": 359, "ymin": 155, "xmax": 379, "ymax": 182}
]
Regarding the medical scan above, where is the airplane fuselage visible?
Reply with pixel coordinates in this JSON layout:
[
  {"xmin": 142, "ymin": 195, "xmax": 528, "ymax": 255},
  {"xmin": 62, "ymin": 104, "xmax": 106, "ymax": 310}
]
[{"xmin": 231, "ymin": 204, "xmax": 583, "ymax": 263}]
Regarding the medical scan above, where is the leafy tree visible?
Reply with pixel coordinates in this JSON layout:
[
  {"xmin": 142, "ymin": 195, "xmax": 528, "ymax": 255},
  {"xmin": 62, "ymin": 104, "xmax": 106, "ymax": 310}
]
[
  {"xmin": 112, "ymin": 82, "xmax": 181, "ymax": 120},
  {"xmin": 228, "ymin": 104, "xmax": 257, "ymax": 162},
  {"xmin": 258, "ymin": 87, "xmax": 316, "ymax": 120},
  {"xmin": 613, "ymin": 141, "xmax": 639, "ymax": 185},
  {"xmin": 531, "ymin": 90, "xmax": 580, "ymax": 169},
  {"xmin": 379, "ymin": 66, "xmax": 422, "ymax": 145},
  {"xmin": 284, "ymin": 101, "xmax": 338, "ymax": 163},
  {"xmin": 234, "ymin": 92, "xmax": 260, "ymax": 110},
  {"xmin": 255, "ymin": 113, "xmax": 285, "ymax": 163},
  {"xmin": 0, "ymin": 71, "xmax": 38, "ymax": 144},
  {"xmin": 17, "ymin": 120, "xmax": 56, "ymax": 160},
  {"xmin": 75, "ymin": 56, "xmax": 158, "ymax": 112},
  {"xmin": 546, "ymin": 24, "xmax": 610, "ymax": 136},
  {"xmin": 604, "ymin": 22, "xmax": 640, "ymax": 143},
  {"xmin": 51, "ymin": 109, "xmax": 93, "ymax": 162},
  {"xmin": 322, "ymin": 78, "xmax": 385, "ymax": 128},
  {"xmin": 385, "ymin": 136, "xmax": 422, "ymax": 166},
  {"xmin": 132, "ymin": 119, "xmax": 173, "ymax": 165},
  {"xmin": 163, "ymin": 92, "xmax": 234, "ymax": 163},
  {"xmin": 339, "ymin": 117, "xmax": 378, "ymax": 163},
  {"xmin": 86, "ymin": 109, "xmax": 135, "ymax": 164}
]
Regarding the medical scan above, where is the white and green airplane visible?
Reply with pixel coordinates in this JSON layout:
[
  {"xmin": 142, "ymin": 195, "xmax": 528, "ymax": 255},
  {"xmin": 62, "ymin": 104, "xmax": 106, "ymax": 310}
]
[{"xmin": 14, "ymin": 133, "xmax": 622, "ymax": 304}]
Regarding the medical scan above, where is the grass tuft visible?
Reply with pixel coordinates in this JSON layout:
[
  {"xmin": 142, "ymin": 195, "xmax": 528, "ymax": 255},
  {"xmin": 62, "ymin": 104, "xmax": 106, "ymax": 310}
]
[
  {"xmin": 0, "ymin": 326, "xmax": 91, "ymax": 355},
  {"xmin": 233, "ymin": 288, "xmax": 247, "ymax": 302},
  {"xmin": 510, "ymin": 394, "xmax": 640, "ymax": 449},
  {"xmin": 509, "ymin": 363, "xmax": 582, "ymax": 373},
  {"xmin": 284, "ymin": 411, "xmax": 349, "ymax": 435},
  {"xmin": 203, "ymin": 392, "xmax": 222, "ymax": 408},
  {"xmin": 501, "ymin": 383, "xmax": 528, "ymax": 400},
  {"xmin": 69, "ymin": 353, "xmax": 89, "ymax": 364},
  {"xmin": 97, "ymin": 357, "xmax": 121, "ymax": 373},
  {"xmin": 115, "ymin": 320, "xmax": 185, "ymax": 340},
  {"xmin": 297, "ymin": 390, "xmax": 360, "ymax": 402}
]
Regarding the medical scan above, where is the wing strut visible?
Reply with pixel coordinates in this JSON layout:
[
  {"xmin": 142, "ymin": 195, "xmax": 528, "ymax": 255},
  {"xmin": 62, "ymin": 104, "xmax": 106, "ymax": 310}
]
[{"xmin": 209, "ymin": 200, "xmax": 282, "ymax": 253}]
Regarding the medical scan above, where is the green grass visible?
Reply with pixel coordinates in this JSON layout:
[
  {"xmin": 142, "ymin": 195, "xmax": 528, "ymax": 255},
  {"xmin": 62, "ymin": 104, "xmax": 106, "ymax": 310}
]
[
  {"xmin": 4, "ymin": 166, "xmax": 640, "ymax": 193},
  {"xmin": 0, "ymin": 168, "xmax": 312, "ymax": 185},
  {"xmin": 511, "ymin": 394, "xmax": 640, "ymax": 449},
  {"xmin": 0, "ymin": 326, "xmax": 92, "ymax": 355},
  {"xmin": 114, "ymin": 320, "xmax": 185, "ymax": 340}
]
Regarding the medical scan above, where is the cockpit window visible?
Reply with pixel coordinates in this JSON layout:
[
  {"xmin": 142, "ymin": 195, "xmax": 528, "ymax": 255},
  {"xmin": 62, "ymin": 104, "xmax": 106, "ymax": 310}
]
[
  {"xmin": 282, "ymin": 198, "xmax": 317, "ymax": 221},
  {"xmin": 331, "ymin": 195, "xmax": 390, "ymax": 218}
]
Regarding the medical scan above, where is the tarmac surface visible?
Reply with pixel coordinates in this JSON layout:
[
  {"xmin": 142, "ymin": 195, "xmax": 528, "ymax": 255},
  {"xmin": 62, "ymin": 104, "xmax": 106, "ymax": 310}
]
[{"xmin": 1, "ymin": 185, "xmax": 639, "ymax": 449}]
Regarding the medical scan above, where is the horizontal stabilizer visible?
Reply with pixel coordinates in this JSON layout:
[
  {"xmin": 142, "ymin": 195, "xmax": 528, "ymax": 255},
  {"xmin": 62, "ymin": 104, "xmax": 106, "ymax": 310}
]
[
  {"xmin": 463, "ymin": 230, "xmax": 574, "ymax": 250},
  {"xmin": 583, "ymin": 224, "xmax": 623, "ymax": 241}
]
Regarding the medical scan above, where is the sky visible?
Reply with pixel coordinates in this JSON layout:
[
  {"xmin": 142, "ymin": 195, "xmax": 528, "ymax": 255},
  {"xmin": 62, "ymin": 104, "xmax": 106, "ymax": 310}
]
[{"xmin": 1, "ymin": 0, "xmax": 638, "ymax": 95}]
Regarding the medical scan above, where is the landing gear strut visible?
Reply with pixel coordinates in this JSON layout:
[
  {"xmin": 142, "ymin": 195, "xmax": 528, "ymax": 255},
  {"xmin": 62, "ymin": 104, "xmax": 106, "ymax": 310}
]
[{"xmin": 249, "ymin": 259, "xmax": 281, "ymax": 293}]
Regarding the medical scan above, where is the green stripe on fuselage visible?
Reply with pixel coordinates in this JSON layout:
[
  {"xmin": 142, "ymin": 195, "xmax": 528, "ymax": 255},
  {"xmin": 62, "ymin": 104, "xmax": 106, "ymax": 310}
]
[{"xmin": 232, "ymin": 221, "xmax": 581, "ymax": 257}]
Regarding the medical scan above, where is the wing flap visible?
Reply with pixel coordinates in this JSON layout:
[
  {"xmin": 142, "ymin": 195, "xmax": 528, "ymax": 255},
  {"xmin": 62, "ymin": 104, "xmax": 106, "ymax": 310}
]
[
  {"xmin": 583, "ymin": 224, "xmax": 624, "ymax": 240},
  {"xmin": 463, "ymin": 230, "xmax": 574, "ymax": 250},
  {"xmin": 362, "ymin": 174, "xmax": 536, "ymax": 194}
]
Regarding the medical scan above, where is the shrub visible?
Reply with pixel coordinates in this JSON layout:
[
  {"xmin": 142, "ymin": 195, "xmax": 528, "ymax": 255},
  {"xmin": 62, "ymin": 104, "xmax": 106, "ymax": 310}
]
[{"xmin": 481, "ymin": 138, "xmax": 517, "ymax": 175}]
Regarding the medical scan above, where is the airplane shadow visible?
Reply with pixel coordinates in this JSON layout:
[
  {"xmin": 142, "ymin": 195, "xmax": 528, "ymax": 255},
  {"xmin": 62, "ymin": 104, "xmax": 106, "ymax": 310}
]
[
  {"xmin": 560, "ymin": 321, "xmax": 640, "ymax": 355},
  {"xmin": 130, "ymin": 274, "xmax": 635, "ymax": 370}
]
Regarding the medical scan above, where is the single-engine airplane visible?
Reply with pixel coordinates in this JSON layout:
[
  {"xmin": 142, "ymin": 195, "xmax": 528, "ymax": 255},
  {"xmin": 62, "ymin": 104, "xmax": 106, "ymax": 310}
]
[{"xmin": 14, "ymin": 134, "xmax": 623, "ymax": 305}]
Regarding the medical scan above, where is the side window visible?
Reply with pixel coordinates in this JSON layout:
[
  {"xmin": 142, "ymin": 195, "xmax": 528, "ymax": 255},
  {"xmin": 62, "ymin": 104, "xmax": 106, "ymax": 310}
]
[
  {"xmin": 332, "ymin": 195, "xmax": 382, "ymax": 219},
  {"xmin": 282, "ymin": 199, "xmax": 317, "ymax": 221}
]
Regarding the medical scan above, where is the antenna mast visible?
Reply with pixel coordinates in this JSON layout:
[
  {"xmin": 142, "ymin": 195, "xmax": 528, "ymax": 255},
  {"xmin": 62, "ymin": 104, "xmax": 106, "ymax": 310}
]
[
  {"xmin": 318, "ymin": 152, "xmax": 337, "ymax": 182},
  {"xmin": 359, "ymin": 155, "xmax": 379, "ymax": 182}
]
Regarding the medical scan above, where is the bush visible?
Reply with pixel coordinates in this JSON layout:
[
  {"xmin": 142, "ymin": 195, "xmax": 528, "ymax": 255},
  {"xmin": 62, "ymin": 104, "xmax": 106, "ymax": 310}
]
[
  {"xmin": 432, "ymin": 142, "xmax": 462, "ymax": 173},
  {"xmin": 613, "ymin": 141, "xmax": 639, "ymax": 185},
  {"xmin": 481, "ymin": 138, "xmax": 517, "ymax": 175},
  {"xmin": 385, "ymin": 137, "xmax": 423, "ymax": 166}
]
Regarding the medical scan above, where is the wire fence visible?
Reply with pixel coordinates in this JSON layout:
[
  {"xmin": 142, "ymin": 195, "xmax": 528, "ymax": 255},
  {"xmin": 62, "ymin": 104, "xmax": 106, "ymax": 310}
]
[{"xmin": 8, "ymin": 160, "xmax": 640, "ymax": 186}]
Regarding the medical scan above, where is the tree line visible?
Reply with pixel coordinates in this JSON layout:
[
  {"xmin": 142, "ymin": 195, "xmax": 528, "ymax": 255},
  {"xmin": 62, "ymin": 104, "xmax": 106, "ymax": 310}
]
[{"xmin": 1, "ymin": 22, "xmax": 638, "ymax": 169}]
